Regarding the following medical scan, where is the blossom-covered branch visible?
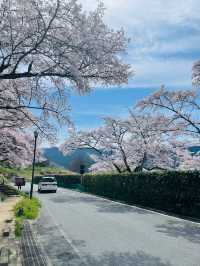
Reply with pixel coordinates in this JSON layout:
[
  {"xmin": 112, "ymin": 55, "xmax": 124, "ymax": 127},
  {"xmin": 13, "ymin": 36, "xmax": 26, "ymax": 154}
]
[
  {"xmin": 137, "ymin": 86, "xmax": 200, "ymax": 137},
  {"xmin": 0, "ymin": 0, "xmax": 132, "ymax": 90},
  {"xmin": 0, "ymin": 128, "xmax": 42, "ymax": 167},
  {"xmin": 0, "ymin": 0, "xmax": 132, "ymax": 136}
]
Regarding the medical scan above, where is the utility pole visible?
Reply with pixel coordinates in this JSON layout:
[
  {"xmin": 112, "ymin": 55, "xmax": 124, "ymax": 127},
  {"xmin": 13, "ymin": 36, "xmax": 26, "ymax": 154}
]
[{"xmin": 30, "ymin": 131, "xmax": 38, "ymax": 199}]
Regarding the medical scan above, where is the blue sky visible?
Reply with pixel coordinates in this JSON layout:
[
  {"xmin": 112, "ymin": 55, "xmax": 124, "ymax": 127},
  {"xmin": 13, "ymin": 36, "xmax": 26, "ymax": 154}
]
[
  {"xmin": 70, "ymin": 87, "xmax": 155, "ymax": 128},
  {"xmin": 56, "ymin": 0, "xmax": 200, "ymax": 143}
]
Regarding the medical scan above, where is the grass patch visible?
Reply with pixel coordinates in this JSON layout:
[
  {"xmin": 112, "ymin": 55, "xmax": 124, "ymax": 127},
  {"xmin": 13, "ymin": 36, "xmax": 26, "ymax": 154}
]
[
  {"xmin": 0, "ymin": 165, "xmax": 72, "ymax": 181},
  {"xmin": 14, "ymin": 197, "xmax": 41, "ymax": 237},
  {"xmin": 14, "ymin": 197, "xmax": 41, "ymax": 219},
  {"xmin": 15, "ymin": 218, "xmax": 23, "ymax": 237}
]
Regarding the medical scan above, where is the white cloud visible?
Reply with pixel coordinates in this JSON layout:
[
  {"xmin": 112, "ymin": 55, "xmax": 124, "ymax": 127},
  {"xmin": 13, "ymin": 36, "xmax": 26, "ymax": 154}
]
[
  {"xmin": 131, "ymin": 57, "xmax": 193, "ymax": 88},
  {"xmin": 78, "ymin": 0, "xmax": 200, "ymax": 88},
  {"xmin": 79, "ymin": 0, "xmax": 200, "ymax": 27}
]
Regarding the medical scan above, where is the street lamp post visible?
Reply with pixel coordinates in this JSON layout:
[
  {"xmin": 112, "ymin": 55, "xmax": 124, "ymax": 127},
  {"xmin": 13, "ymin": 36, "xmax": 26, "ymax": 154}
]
[{"xmin": 30, "ymin": 131, "xmax": 38, "ymax": 199}]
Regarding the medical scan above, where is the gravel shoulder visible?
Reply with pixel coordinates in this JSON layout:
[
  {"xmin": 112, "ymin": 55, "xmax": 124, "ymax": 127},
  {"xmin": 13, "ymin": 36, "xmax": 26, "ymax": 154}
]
[{"xmin": 0, "ymin": 196, "xmax": 22, "ymax": 266}]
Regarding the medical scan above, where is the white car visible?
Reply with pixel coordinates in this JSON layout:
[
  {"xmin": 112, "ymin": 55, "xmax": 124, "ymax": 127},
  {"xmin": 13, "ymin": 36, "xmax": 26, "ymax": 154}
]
[{"xmin": 38, "ymin": 176, "xmax": 57, "ymax": 193}]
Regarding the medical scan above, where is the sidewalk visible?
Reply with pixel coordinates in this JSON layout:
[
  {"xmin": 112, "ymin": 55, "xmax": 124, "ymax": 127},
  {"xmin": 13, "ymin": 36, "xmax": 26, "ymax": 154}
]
[{"xmin": 0, "ymin": 196, "xmax": 22, "ymax": 266}]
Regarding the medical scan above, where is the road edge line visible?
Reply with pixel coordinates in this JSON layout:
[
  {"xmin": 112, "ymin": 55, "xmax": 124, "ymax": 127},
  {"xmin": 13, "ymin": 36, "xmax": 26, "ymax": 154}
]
[
  {"xmin": 44, "ymin": 204, "xmax": 88, "ymax": 266},
  {"xmin": 60, "ymin": 188, "xmax": 200, "ymax": 225}
]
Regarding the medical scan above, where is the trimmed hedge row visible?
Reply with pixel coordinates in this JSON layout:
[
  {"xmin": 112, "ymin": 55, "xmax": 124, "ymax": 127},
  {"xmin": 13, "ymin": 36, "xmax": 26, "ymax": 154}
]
[
  {"xmin": 82, "ymin": 171, "xmax": 200, "ymax": 219},
  {"xmin": 34, "ymin": 174, "xmax": 81, "ymax": 189}
]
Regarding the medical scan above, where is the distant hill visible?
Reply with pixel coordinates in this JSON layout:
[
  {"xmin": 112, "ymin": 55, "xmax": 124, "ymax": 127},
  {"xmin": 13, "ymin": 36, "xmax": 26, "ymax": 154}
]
[
  {"xmin": 42, "ymin": 147, "xmax": 98, "ymax": 173},
  {"xmin": 42, "ymin": 145, "xmax": 200, "ymax": 174}
]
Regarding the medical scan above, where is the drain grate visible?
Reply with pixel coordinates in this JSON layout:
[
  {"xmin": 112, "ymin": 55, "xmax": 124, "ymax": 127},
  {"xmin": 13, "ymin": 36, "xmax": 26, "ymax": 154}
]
[
  {"xmin": 21, "ymin": 221, "xmax": 47, "ymax": 266},
  {"xmin": 0, "ymin": 247, "xmax": 10, "ymax": 266}
]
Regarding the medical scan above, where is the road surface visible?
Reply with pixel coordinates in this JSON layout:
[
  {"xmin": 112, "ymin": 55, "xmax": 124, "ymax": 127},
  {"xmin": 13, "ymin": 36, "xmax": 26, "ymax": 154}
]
[{"xmin": 23, "ymin": 184, "xmax": 200, "ymax": 266}]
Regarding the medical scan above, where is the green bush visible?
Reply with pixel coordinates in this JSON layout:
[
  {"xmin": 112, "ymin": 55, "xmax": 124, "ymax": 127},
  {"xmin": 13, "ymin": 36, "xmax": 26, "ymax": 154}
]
[
  {"xmin": 83, "ymin": 171, "xmax": 200, "ymax": 219},
  {"xmin": 14, "ymin": 197, "xmax": 41, "ymax": 220}
]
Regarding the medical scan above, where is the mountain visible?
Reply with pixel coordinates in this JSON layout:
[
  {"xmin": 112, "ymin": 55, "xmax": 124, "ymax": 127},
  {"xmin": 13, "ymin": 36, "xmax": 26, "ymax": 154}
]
[
  {"xmin": 42, "ymin": 147, "xmax": 98, "ymax": 173},
  {"xmin": 42, "ymin": 145, "xmax": 200, "ymax": 174}
]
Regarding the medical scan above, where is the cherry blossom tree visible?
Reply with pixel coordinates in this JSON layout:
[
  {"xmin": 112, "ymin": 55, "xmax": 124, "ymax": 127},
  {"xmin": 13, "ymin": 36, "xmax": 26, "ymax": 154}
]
[
  {"xmin": 61, "ymin": 127, "xmax": 124, "ymax": 173},
  {"xmin": 126, "ymin": 111, "xmax": 177, "ymax": 171},
  {"xmin": 88, "ymin": 138, "xmax": 198, "ymax": 173},
  {"xmin": 0, "ymin": 0, "xmax": 131, "ymax": 134},
  {"xmin": 89, "ymin": 161, "xmax": 116, "ymax": 174},
  {"xmin": 180, "ymin": 153, "xmax": 200, "ymax": 170},
  {"xmin": 137, "ymin": 86, "xmax": 200, "ymax": 139},
  {"xmin": 61, "ymin": 113, "xmax": 178, "ymax": 173},
  {"xmin": 100, "ymin": 117, "xmax": 132, "ymax": 172},
  {"xmin": 0, "ymin": 128, "xmax": 36, "ymax": 167},
  {"xmin": 135, "ymin": 56, "xmax": 200, "ymax": 169},
  {"xmin": 167, "ymin": 140, "xmax": 200, "ymax": 171},
  {"xmin": 0, "ymin": 78, "xmax": 70, "ymax": 137},
  {"xmin": 135, "ymin": 80, "xmax": 200, "ymax": 171}
]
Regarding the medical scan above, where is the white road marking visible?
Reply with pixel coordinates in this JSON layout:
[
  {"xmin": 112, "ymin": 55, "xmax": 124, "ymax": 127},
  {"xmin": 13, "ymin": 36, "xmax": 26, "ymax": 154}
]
[
  {"xmin": 60, "ymin": 188, "xmax": 200, "ymax": 226},
  {"xmin": 43, "ymin": 204, "xmax": 88, "ymax": 266}
]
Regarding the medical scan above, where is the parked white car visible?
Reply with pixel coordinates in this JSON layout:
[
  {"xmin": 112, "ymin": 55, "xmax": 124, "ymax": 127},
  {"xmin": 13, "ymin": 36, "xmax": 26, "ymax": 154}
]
[{"xmin": 38, "ymin": 176, "xmax": 57, "ymax": 193}]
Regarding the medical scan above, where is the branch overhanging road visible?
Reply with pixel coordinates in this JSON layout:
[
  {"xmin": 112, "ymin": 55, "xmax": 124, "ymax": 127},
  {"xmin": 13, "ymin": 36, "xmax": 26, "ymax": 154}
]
[{"xmin": 22, "ymin": 184, "xmax": 200, "ymax": 266}]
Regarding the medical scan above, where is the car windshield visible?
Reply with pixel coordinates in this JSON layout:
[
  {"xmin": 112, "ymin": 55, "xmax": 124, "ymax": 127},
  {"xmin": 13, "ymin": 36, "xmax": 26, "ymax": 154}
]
[{"xmin": 41, "ymin": 178, "xmax": 55, "ymax": 183}]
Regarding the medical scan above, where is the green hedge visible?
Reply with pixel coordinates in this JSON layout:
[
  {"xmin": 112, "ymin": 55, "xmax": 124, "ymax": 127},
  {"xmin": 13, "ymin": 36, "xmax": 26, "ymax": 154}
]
[
  {"xmin": 82, "ymin": 171, "xmax": 200, "ymax": 219},
  {"xmin": 34, "ymin": 174, "xmax": 81, "ymax": 189}
]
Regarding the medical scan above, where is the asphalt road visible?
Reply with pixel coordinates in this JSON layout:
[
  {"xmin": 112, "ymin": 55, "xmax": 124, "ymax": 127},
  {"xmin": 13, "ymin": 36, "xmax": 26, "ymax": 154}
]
[{"xmin": 22, "ymin": 184, "xmax": 200, "ymax": 266}]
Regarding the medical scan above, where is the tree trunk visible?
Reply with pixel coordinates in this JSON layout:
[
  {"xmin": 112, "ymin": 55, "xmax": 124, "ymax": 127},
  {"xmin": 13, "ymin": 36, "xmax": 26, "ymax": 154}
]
[
  {"xmin": 134, "ymin": 152, "xmax": 147, "ymax": 172},
  {"xmin": 120, "ymin": 146, "xmax": 132, "ymax": 173},
  {"xmin": 112, "ymin": 163, "xmax": 122, "ymax": 173}
]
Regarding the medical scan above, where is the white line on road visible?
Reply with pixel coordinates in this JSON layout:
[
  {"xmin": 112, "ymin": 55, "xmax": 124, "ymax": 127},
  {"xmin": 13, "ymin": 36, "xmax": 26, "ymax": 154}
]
[
  {"xmin": 43, "ymin": 203, "xmax": 88, "ymax": 266},
  {"xmin": 59, "ymin": 188, "xmax": 200, "ymax": 226}
]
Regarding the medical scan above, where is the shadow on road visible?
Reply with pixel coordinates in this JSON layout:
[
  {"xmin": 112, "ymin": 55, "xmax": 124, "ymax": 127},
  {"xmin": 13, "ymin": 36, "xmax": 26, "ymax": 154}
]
[
  {"xmin": 51, "ymin": 194, "xmax": 149, "ymax": 214},
  {"xmin": 97, "ymin": 202, "xmax": 149, "ymax": 214},
  {"xmin": 33, "ymin": 211, "xmax": 84, "ymax": 266},
  {"xmin": 34, "ymin": 210, "xmax": 172, "ymax": 266},
  {"xmin": 156, "ymin": 220, "xmax": 200, "ymax": 244},
  {"xmin": 51, "ymin": 195, "xmax": 105, "ymax": 204},
  {"xmin": 83, "ymin": 250, "xmax": 172, "ymax": 266}
]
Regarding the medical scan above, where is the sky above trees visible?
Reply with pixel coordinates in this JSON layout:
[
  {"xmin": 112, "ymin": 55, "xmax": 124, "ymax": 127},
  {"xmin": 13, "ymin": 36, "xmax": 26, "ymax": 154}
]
[
  {"xmin": 62, "ymin": 0, "xmax": 200, "ymax": 142},
  {"xmin": 80, "ymin": 0, "xmax": 200, "ymax": 88}
]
